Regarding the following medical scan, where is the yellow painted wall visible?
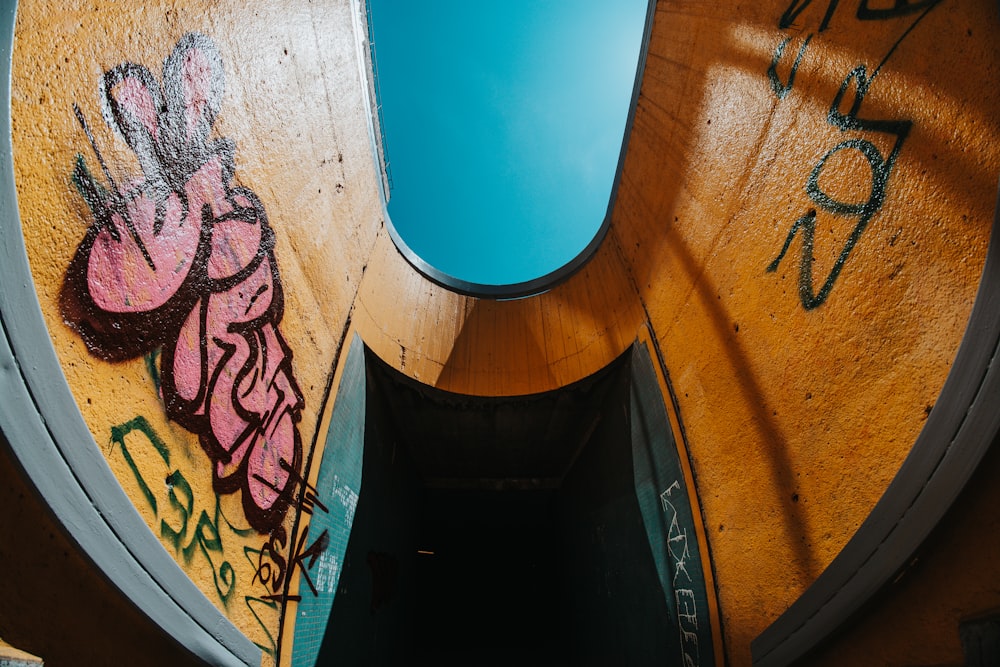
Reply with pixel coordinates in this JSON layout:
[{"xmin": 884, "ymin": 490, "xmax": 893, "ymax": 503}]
[
  {"xmin": 619, "ymin": 3, "xmax": 1000, "ymax": 661},
  {"xmin": 9, "ymin": 0, "xmax": 1000, "ymax": 665},
  {"xmin": 12, "ymin": 1, "xmax": 382, "ymax": 661},
  {"xmin": 353, "ymin": 1, "xmax": 1000, "ymax": 662}
]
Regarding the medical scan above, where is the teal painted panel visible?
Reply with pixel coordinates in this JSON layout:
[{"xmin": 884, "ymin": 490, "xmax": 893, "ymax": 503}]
[
  {"xmin": 315, "ymin": 350, "xmax": 421, "ymax": 664},
  {"xmin": 630, "ymin": 342, "xmax": 715, "ymax": 667},
  {"xmin": 290, "ymin": 336, "xmax": 366, "ymax": 667},
  {"xmin": 558, "ymin": 368, "xmax": 674, "ymax": 665}
]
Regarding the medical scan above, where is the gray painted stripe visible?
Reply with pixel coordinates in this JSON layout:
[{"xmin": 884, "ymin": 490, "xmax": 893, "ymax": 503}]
[
  {"xmin": 0, "ymin": 4, "xmax": 259, "ymax": 665},
  {"xmin": 752, "ymin": 181, "xmax": 1000, "ymax": 665}
]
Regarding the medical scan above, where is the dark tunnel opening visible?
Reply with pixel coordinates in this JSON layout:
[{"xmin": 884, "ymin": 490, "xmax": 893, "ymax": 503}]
[
  {"xmin": 412, "ymin": 488, "xmax": 564, "ymax": 664},
  {"xmin": 314, "ymin": 345, "xmax": 704, "ymax": 666}
]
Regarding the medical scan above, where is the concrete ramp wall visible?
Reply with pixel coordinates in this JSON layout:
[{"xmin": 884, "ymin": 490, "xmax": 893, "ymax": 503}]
[{"xmin": 1, "ymin": 1, "xmax": 999, "ymax": 666}]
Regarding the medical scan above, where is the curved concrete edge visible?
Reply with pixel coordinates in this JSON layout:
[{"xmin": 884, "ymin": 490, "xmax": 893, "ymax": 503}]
[
  {"xmin": 751, "ymin": 179, "xmax": 1000, "ymax": 666},
  {"xmin": 376, "ymin": 0, "xmax": 658, "ymax": 300},
  {"xmin": 0, "ymin": 637, "xmax": 43, "ymax": 666},
  {"xmin": 0, "ymin": 4, "xmax": 259, "ymax": 666}
]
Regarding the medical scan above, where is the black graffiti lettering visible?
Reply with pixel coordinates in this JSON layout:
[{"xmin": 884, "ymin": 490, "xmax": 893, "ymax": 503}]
[
  {"xmin": 283, "ymin": 457, "xmax": 328, "ymax": 515},
  {"xmin": 248, "ymin": 458, "xmax": 334, "ymax": 611},
  {"xmin": 251, "ymin": 521, "xmax": 329, "ymax": 602},
  {"xmin": 293, "ymin": 526, "xmax": 331, "ymax": 597},
  {"xmin": 261, "ymin": 592, "xmax": 302, "ymax": 604},
  {"xmin": 768, "ymin": 60, "xmax": 911, "ymax": 310},
  {"xmin": 768, "ymin": 34, "xmax": 813, "ymax": 100},
  {"xmin": 827, "ymin": 65, "xmax": 912, "ymax": 143},
  {"xmin": 253, "ymin": 457, "xmax": 329, "ymax": 517},
  {"xmin": 769, "ymin": 208, "xmax": 856, "ymax": 310},
  {"xmin": 252, "ymin": 526, "xmax": 288, "ymax": 592},
  {"xmin": 284, "ymin": 457, "xmax": 329, "ymax": 515},
  {"xmin": 780, "ymin": 0, "xmax": 841, "ymax": 31},
  {"xmin": 779, "ymin": 0, "xmax": 939, "ymax": 30},
  {"xmin": 809, "ymin": 137, "xmax": 893, "ymax": 215},
  {"xmin": 769, "ymin": 141, "xmax": 893, "ymax": 310},
  {"xmin": 766, "ymin": 0, "xmax": 940, "ymax": 311},
  {"xmin": 768, "ymin": 0, "xmax": 951, "ymax": 317},
  {"xmin": 247, "ymin": 455, "xmax": 332, "ymax": 601},
  {"xmin": 299, "ymin": 488, "xmax": 328, "ymax": 516},
  {"xmin": 769, "ymin": 210, "xmax": 820, "ymax": 307}
]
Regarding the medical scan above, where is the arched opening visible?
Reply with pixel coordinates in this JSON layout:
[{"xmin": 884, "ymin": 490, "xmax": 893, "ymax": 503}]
[
  {"xmin": 308, "ymin": 343, "xmax": 713, "ymax": 665},
  {"xmin": 367, "ymin": 0, "xmax": 654, "ymax": 297}
]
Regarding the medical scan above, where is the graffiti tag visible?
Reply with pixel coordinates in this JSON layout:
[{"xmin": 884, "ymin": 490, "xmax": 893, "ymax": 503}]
[
  {"xmin": 63, "ymin": 33, "xmax": 303, "ymax": 532},
  {"xmin": 764, "ymin": 0, "xmax": 942, "ymax": 309},
  {"xmin": 252, "ymin": 462, "xmax": 331, "ymax": 604},
  {"xmin": 662, "ymin": 481, "xmax": 699, "ymax": 667}
]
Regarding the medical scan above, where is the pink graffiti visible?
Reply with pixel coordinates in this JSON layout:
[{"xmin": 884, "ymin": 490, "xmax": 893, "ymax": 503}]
[{"xmin": 62, "ymin": 33, "xmax": 303, "ymax": 532}]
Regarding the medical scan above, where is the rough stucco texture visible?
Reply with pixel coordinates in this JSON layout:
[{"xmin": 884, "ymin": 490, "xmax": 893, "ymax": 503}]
[
  {"xmin": 8, "ymin": 0, "xmax": 1000, "ymax": 665},
  {"xmin": 611, "ymin": 2, "xmax": 1000, "ymax": 662},
  {"xmin": 11, "ymin": 1, "xmax": 382, "ymax": 662}
]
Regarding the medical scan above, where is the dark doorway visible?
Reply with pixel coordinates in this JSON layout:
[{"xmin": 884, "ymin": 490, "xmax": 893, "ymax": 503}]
[
  {"xmin": 317, "ymin": 347, "xmax": 676, "ymax": 666},
  {"xmin": 412, "ymin": 488, "xmax": 563, "ymax": 665}
]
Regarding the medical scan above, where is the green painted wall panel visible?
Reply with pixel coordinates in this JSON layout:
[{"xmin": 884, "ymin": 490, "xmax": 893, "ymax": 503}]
[
  {"xmin": 631, "ymin": 342, "xmax": 715, "ymax": 667},
  {"xmin": 315, "ymin": 348, "xmax": 419, "ymax": 665},
  {"xmin": 291, "ymin": 336, "xmax": 367, "ymax": 667}
]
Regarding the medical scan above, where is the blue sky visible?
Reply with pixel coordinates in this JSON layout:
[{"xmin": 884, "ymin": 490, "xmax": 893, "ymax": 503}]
[{"xmin": 368, "ymin": 0, "xmax": 648, "ymax": 287}]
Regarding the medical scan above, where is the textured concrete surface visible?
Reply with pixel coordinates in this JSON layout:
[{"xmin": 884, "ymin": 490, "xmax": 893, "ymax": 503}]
[{"xmin": 5, "ymin": 0, "xmax": 1000, "ymax": 665}]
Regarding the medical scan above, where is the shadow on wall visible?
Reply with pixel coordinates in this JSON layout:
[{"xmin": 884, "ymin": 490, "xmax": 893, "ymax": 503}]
[
  {"xmin": 436, "ymin": 299, "xmax": 558, "ymax": 394},
  {"xmin": 614, "ymin": 4, "xmax": 999, "ymax": 639},
  {"xmin": 311, "ymin": 344, "xmax": 712, "ymax": 666},
  {"xmin": 0, "ymin": 433, "xmax": 201, "ymax": 667}
]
